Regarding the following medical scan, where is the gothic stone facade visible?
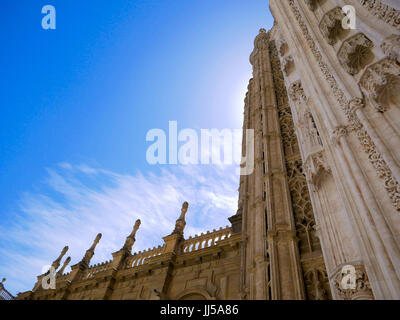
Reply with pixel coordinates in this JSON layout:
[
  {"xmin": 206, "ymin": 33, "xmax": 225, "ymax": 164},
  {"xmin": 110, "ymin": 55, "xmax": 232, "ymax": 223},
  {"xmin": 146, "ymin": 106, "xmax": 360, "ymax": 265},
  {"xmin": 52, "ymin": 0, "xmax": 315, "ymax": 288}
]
[{"xmin": 18, "ymin": 0, "xmax": 400, "ymax": 300}]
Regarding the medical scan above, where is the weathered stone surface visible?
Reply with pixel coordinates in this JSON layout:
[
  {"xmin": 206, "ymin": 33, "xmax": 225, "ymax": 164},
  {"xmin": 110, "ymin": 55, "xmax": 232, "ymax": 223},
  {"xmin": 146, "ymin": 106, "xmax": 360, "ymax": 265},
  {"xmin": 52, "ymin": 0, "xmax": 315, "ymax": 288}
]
[{"xmin": 17, "ymin": 0, "xmax": 400, "ymax": 300}]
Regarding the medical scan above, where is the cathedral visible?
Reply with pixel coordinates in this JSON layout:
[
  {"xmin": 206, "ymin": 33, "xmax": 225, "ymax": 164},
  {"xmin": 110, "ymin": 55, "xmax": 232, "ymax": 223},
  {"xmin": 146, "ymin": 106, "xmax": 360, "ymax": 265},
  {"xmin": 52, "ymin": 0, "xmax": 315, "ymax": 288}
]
[{"xmin": 17, "ymin": 0, "xmax": 400, "ymax": 300}]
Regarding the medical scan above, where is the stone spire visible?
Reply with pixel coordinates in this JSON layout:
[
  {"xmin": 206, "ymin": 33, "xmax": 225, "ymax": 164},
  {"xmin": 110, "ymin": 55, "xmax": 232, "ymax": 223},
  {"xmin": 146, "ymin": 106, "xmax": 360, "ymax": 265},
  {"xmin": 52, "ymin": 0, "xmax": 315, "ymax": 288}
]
[
  {"xmin": 51, "ymin": 246, "xmax": 69, "ymax": 271},
  {"xmin": 172, "ymin": 202, "xmax": 189, "ymax": 236},
  {"xmin": 81, "ymin": 233, "xmax": 102, "ymax": 267},
  {"xmin": 122, "ymin": 219, "xmax": 141, "ymax": 252},
  {"xmin": 56, "ymin": 257, "xmax": 71, "ymax": 277}
]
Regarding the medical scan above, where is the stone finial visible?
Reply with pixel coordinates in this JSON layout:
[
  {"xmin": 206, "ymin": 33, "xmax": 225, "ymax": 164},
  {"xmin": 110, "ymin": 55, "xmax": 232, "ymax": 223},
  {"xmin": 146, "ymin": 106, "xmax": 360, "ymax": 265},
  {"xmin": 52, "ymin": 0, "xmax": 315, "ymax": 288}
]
[
  {"xmin": 172, "ymin": 202, "xmax": 189, "ymax": 236},
  {"xmin": 259, "ymin": 28, "xmax": 266, "ymax": 34},
  {"xmin": 122, "ymin": 219, "xmax": 141, "ymax": 252},
  {"xmin": 51, "ymin": 246, "xmax": 69, "ymax": 271},
  {"xmin": 89, "ymin": 233, "xmax": 102, "ymax": 251},
  {"xmin": 81, "ymin": 233, "xmax": 102, "ymax": 267},
  {"xmin": 57, "ymin": 257, "xmax": 71, "ymax": 276},
  {"xmin": 178, "ymin": 202, "xmax": 189, "ymax": 220}
]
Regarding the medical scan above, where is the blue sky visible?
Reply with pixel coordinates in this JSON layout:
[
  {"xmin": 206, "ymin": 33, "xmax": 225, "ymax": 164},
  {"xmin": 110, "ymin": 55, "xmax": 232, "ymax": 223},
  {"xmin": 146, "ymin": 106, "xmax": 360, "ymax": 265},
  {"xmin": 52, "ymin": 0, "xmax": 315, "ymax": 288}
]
[{"xmin": 0, "ymin": 0, "xmax": 273, "ymax": 295}]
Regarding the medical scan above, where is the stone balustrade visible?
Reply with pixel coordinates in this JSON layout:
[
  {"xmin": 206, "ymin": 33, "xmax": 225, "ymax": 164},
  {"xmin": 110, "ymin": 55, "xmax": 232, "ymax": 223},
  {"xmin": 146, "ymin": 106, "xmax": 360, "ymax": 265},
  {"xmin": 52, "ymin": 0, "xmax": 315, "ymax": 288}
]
[
  {"xmin": 182, "ymin": 226, "xmax": 232, "ymax": 253},
  {"xmin": 85, "ymin": 260, "xmax": 113, "ymax": 279},
  {"xmin": 126, "ymin": 245, "xmax": 165, "ymax": 268},
  {"xmin": 56, "ymin": 271, "xmax": 71, "ymax": 281}
]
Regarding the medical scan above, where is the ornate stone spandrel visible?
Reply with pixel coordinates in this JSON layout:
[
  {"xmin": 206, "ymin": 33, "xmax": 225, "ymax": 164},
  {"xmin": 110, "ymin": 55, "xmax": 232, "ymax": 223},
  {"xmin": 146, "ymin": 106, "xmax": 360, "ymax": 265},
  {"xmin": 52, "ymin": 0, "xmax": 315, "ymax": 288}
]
[
  {"xmin": 338, "ymin": 33, "xmax": 374, "ymax": 75},
  {"xmin": 359, "ymin": 58, "xmax": 400, "ymax": 112},
  {"xmin": 319, "ymin": 7, "xmax": 348, "ymax": 46}
]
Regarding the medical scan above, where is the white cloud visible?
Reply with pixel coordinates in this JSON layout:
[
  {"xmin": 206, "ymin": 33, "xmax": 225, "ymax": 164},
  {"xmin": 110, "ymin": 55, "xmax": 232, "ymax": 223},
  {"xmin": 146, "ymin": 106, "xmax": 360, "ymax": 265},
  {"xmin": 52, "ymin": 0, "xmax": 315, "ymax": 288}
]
[{"xmin": 0, "ymin": 163, "xmax": 239, "ymax": 295}]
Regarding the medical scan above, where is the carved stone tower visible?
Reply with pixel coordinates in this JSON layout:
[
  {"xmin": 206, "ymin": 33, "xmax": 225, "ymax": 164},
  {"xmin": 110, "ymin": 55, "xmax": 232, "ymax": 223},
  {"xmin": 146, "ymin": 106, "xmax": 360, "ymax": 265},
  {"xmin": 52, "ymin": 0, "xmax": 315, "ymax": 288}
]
[
  {"xmin": 16, "ymin": 0, "xmax": 400, "ymax": 301},
  {"xmin": 237, "ymin": 28, "xmax": 331, "ymax": 300}
]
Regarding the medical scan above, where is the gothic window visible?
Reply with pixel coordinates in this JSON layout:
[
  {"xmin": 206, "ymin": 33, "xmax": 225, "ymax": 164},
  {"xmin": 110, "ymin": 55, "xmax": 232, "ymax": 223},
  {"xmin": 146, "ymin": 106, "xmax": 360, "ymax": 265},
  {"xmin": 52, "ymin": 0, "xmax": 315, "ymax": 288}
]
[
  {"xmin": 304, "ymin": 269, "xmax": 330, "ymax": 300},
  {"xmin": 286, "ymin": 160, "xmax": 320, "ymax": 254},
  {"xmin": 269, "ymin": 39, "xmax": 322, "ymax": 256},
  {"xmin": 281, "ymin": 117, "xmax": 300, "ymax": 157}
]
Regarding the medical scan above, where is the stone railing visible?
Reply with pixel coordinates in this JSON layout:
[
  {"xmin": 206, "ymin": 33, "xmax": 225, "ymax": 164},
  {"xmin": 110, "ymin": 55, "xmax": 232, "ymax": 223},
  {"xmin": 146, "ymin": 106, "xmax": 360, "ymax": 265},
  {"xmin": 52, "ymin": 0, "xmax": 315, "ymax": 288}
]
[
  {"xmin": 182, "ymin": 226, "xmax": 232, "ymax": 253},
  {"xmin": 85, "ymin": 260, "xmax": 113, "ymax": 279},
  {"xmin": 56, "ymin": 271, "xmax": 71, "ymax": 281},
  {"xmin": 126, "ymin": 245, "xmax": 165, "ymax": 268}
]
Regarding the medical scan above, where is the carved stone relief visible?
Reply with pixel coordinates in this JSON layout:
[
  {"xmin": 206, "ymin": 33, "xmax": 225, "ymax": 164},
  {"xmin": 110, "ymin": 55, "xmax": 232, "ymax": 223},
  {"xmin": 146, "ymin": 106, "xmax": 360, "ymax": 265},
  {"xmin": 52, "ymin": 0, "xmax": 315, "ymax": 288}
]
[
  {"xmin": 381, "ymin": 34, "xmax": 400, "ymax": 63},
  {"xmin": 338, "ymin": 33, "xmax": 374, "ymax": 75},
  {"xmin": 358, "ymin": 0, "xmax": 400, "ymax": 31},
  {"xmin": 359, "ymin": 57, "xmax": 400, "ymax": 112},
  {"xmin": 334, "ymin": 264, "xmax": 374, "ymax": 300},
  {"xmin": 319, "ymin": 7, "xmax": 347, "ymax": 45}
]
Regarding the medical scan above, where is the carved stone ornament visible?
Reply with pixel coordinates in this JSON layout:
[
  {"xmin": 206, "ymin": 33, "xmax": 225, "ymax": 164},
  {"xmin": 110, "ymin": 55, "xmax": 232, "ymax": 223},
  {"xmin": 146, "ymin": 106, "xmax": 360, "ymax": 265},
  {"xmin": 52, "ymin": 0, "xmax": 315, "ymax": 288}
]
[
  {"xmin": 334, "ymin": 264, "xmax": 374, "ymax": 300},
  {"xmin": 381, "ymin": 34, "xmax": 400, "ymax": 63},
  {"xmin": 338, "ymin": 33, "xmax": 374, "ymax": 75},
  {"xmin": 303, "ymin": 151, "xmax": 331, "ymax": 188},
  {"xmin": 319, "ymin": 7, "xmax": 346, "ymax": 45},
  {"xmin": 358, "ymin": 0, "xmax": 400, "ymax": 31},
  {"xmin": 331, "ymin": 126, "xmax": 348, "ymax": 145},
  {"xmin": 359, "ymin": 58, "xmax": 400, "ymax": 112},
  {"xmin": 289, "ymin": 80, "xmax": 307, "ymax": 103},
  {"xmin": 287, "ymin": 0, "xmax": 400, "ymax": 212},
  {"xmin": 278, "ymin": 40, "xmax": 289, "ymax": 57},
  {"xmin": 304, "ymin": 0, "xmax": 320, "ymax": 12},
  {"xmin": 283, "ymin": 55, "xmax": 295, "ymax": 76}
]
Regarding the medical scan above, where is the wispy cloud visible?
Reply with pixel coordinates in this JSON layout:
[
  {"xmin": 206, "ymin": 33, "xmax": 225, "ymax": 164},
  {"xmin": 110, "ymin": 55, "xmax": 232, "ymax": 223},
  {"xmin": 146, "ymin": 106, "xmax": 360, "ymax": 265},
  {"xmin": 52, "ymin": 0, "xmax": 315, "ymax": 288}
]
[{"xmin": 0, "ymin": 163, "xmax": 239, "ymax": 295}]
